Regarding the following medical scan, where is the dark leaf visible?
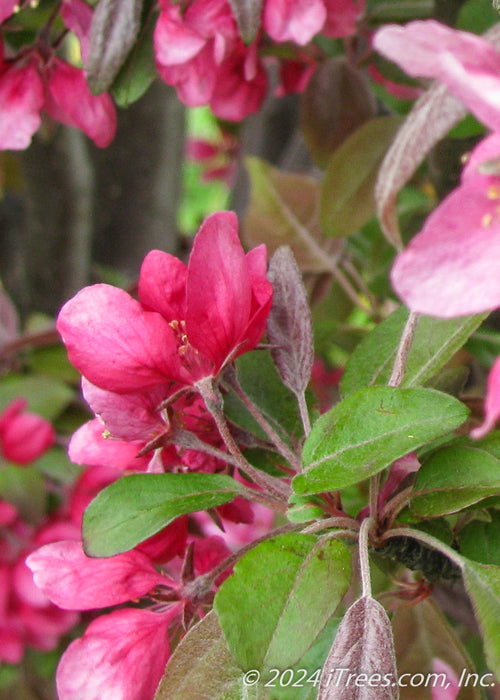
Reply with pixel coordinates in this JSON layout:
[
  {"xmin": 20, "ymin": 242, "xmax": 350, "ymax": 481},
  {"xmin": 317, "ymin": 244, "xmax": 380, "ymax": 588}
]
[
  {"xmin": 227, "ymin": 0, "xmax": 263, "ymax": 43},
  {"xmin": 267, "ymin": 247, "xmax": 314, "ymax": 396},
  {"xmin": 318, "ymin": 596, "xmax": 398, "ymax": 700},
  {"xmin": 87, "ymin": 0, "xmax": 144, "ymax": 94},
  {"xmin": 300, "ymin": 58, "xmax": 377, "ymax": 169}
]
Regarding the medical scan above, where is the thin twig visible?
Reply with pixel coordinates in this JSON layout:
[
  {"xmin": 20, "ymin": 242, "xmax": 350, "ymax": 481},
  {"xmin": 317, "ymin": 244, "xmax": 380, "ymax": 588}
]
[
  {"xmin": 359, "ymin": 517, "xmax": 374, "ymax": 598},
  {"xmin": 297, "ymin": 391, "xmax": 311, "ymax": 438}
]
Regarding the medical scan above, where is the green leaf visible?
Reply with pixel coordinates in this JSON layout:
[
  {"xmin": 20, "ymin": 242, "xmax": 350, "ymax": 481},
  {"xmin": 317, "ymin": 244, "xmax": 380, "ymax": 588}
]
[
  {"xmin": 224, "ymin": 351, "xmax": 304, "ymax": 443},
  {"xmin": 462, "ymin": 560, "xmax": 500, "ymax": 678},
  {"xmin": 340, "ymin": 307, "xmax": 487, "ymax": 397},
  {"xmin": 410, "ymin": 438, "xmax": 500, "ymax": 517},
  {"xmin": 320, "ymin": 116, "xmax": 401, "ymax": 239},
  {"xmin": 83, "ymin": 473, "xmax": 242, "ymax": 557},
  {"xmin": 154, "ymin": 611, "xmax": 268, "ymax": 700},
  {"xmin": 111, "ymin": 8, "xmax": 157, "ymax": 107},
  {"xmin": 34, "ymin": 447, "xmax": 81, "ymax": 485},
  {"xmin": 294, "ymin": 386, "xmax": 468, "ymax": 495},
  {"xmin": 214, "ymin": 534, "xmax": 351, "ymax": 672},
  {"xmin": 0, "ymin": 375, "xmax": 74, "ymax": 421},
  {"xmin": 0, "ymin": 465, "xmax": 46, "ymax": 523},
  {"xmin": 459, "ymin": 511, "xmax": 500, "ymax": 566}
]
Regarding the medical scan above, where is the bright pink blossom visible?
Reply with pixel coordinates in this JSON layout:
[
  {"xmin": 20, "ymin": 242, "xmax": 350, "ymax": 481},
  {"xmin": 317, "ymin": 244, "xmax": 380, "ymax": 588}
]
[
  {"xmin": 391, "ymin": 132, "xmax": 500, "ymax": 317},
  {"xmin": 373, "ymin": 20, "xmax": 500, "ymax": 132},
  {"xmin": 0, "ymin": 398, "xmax": 55, "ymax": 465},
  {"xmin": 263, "ymin": 0, "xmax": 364, "ymax": 44},
  {"xmin": 57, "ymin": 212, "xmax": 272, "ymax": 393}
]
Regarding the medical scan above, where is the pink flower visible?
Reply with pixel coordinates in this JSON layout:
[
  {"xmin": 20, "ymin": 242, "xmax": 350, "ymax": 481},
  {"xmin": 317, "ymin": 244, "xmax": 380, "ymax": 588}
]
[
  {"xmin": 55, "ymin": 607, "xmax": 175, "ymax": 700},
  {"xmin": 263, "ymin": 0, "xmax": 327, "ymax": 45},
  {"xmin": 373, "ymin": 20, "xmax": 500, "ymax": 132},
  {"xmin": 0, "ymin": 503, "xmax": 78, "ymax": 665},
  {"xmin": 431, "ymin": 659, "xmax": 460, "ymax": 700},
  {"xmin": 0, "ymin": 398, "xmax": 55, "ymax": 465},
  {"xmin": 391, "ymin": 132, "xmax": 500, "ymax": 317},
  {"xmin": 471, "ymin": 355, "xmax": 500, "ymax": 439},
  {"xmin": 154, "ymin": 0, "xmax": 267, "ymax": 120},
  {"xmin": 263, "ymin": 0, "xmax": 364, "ymax": 44},
  {"xmin": 57, "ymin": 211, "xmax": 273, "ymax": 394},
  {"xmin": 0, "ymin": 7, "xmax": 116, "ymax": 150}
]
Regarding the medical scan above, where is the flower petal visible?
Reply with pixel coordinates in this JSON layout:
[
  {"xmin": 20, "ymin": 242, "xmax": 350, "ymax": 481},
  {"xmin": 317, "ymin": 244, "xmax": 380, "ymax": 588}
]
[
  {"xmin": 391, "ymin": 183, "xmax": 500, "ymax": 317},
  {"xmin": 186, "ymin": 211, "xmax": 252, "ymax": 367},
  {"xmin": 264, "ymin": 0, "xmax": 326, "ymax": 45},
  {"xmin": 27, "ymin": 541, "xmax": 164, "ymax": 610},
  {"xmin": 373, "ymin": 20, "xmax": 500, "ymax": 132},
  {"xmin": 471, "ymin": 356, "xmax": 500, "ymax": 439},
  {"xmin": 139, "ymin": 249, "xmax": 187, "ymax": 321},
  {"xmin": 57, "ymin": 284, "xmax": 184, "ymax": 392},
  {"xmin": 0, "ymin": 62, "xmax": 43, "ymax": 150},
  {"xmin": 56, "ymin": 608, "xmax": 173, "ymax": 700}
]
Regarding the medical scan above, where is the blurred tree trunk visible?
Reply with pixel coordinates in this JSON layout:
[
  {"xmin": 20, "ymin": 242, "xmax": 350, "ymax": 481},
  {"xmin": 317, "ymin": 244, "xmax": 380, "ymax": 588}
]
[{"xmin": 0, "ymin": 80, "xmax": 185, "ymax": 318}]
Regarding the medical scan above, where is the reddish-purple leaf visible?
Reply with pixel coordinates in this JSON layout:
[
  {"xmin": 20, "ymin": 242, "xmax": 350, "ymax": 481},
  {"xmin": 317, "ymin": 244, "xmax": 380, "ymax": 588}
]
[
  {"xmin": 267, "ymin": 247, "xmax": 314, "ymax": 396},
  {"xmin": 86, "ymin": 0, "xmax": 144, "ymax": 94},
  {"xmin": 228, "ymin": 0, "xmax": 263, "ymax": 43},
  {"xmin": 318, "ymin": 596, "xmax": 398, "ymax": 700}
]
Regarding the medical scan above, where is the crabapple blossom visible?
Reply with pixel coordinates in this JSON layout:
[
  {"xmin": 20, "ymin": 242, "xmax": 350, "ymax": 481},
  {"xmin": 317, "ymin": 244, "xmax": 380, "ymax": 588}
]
[
  {"xmin": 0, "ymin": 398, "xmax": 54, "ymax": 465},
  {"xmin": 57, "ymin": 211, "xmax": 272, "ymax": 395}
]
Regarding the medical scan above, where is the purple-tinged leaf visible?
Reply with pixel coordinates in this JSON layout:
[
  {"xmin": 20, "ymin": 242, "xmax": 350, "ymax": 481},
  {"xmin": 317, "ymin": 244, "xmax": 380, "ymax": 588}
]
[
  {"xmin": 267, "ymin": 246, "xmax": 314, "ymax": 396},
  {"xmin": 375, "ymin": 22, "xmax": 500, "ymax": 248},
  {"xmin": 300, "ymin": 58, "xmax": 377, "ymax": 170},
  {"xmin": 228, "ymin": 0, "xmax": 263, "ymax": 44},
  {"xmin": 375, "ymin": 83, "xmax": 466, "ymax": 249},
  {"xmin": 86, "ymin": 0, "xmax": 144, "ymax": 95},
  {"xmin": 318, "ymin": 596, "xmax": 398, "ymax": 700}
]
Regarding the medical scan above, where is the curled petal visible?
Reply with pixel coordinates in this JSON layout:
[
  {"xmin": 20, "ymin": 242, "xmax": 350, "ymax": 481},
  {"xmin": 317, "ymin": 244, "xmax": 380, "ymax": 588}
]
[
  {"xmin": 139, "ymin": 250, "xmax": 187, "ymax": 321},
  {"xmin": 27, "ymin": 540, "xmax": 165, "ymax": 610},
  {"xmin": 68, "ymin": 419, "xmax": 149, "ymax": 471}
]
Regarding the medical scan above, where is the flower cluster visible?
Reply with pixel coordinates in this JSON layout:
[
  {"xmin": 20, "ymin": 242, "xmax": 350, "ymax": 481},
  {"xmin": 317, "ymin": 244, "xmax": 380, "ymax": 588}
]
[{"xmin": 24, "ymin": 212, "xmax": 279, "ymax": 699}]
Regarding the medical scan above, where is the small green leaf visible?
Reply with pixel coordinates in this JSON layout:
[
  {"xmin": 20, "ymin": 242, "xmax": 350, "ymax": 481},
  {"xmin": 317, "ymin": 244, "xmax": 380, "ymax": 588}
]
[
  {"xmin": 411, "ymin": 438, "xmax": 500, "ymax": 517},
  {"xmin": 214, "ymin": 534, "xmax": 351, "ymax": 672},
  {"xmin": 340, "ymin": 307, "xmax": 487, "ymax": 397},
  {"xmin": 463, "ymin": 560, "xmax": 500, "ymax": 678},
  {"xmin": 320, "ymin": 116, "xmax": 401, "ymax": 239},
  {"xmin": 459, "ymin": 512, "xmax": 500, "ymax": 565},
  {"xmin": 83, "ymin": 473, "xmax": 242, "ymax": 557},
  {"xmin": 224, "ymin": 351, "xmax": 304, "ymax": 443},
  {"xmin": 294, "ymin": 386, "xmax": 468, "ymax": 495},
  {"xmin": 111, "ymin": 9, "xmax": 157, "ymax": 107},
  {"xmin": 154, "ymin": 611, "xmax": 267, "ymax": 700}
]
